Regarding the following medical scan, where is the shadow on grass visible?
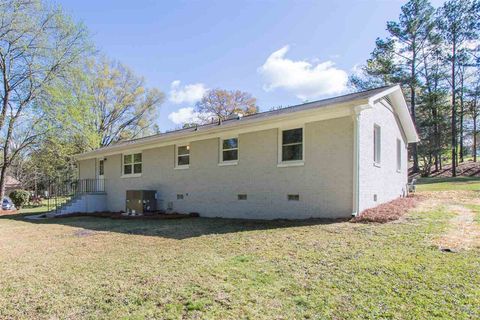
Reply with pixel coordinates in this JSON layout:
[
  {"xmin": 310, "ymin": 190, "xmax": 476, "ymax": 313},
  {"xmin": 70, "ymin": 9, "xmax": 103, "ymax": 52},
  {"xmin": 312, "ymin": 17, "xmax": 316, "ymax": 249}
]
[{"xmin": 0, "ymin": 212, "xmax": 347, "ymax": 240}]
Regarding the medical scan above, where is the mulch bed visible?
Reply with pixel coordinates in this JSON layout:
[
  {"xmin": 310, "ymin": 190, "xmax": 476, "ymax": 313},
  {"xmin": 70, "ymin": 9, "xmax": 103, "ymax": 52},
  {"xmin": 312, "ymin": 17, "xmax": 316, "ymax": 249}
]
[
  {"xmin": 0, "ymin": 209, "xmax": 18, "ymax": 216},
  {"xmin": 351, "ymin": 196, "xmax": 419, "ymax": 223},
  {"xmin": 55, "ymin": 211, "xmax": 197, "ymax": 220},
  {"xmin": 410, "ymin": 161, "xmax": 480, "ymax": 178}
]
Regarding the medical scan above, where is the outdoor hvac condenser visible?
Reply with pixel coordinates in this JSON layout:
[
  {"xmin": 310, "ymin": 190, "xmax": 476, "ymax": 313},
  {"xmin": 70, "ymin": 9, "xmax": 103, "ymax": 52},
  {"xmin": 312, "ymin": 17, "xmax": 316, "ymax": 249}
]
[{"xmin": 125, "ymin": 190, "xmax": 157, "ymax": 215}]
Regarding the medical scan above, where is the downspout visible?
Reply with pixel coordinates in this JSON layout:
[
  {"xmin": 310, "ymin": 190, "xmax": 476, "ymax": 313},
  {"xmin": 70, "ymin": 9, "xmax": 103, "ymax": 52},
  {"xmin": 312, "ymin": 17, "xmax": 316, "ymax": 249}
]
[
  {"xmin": 352, "ymin": 109, "xmax": 361, "ymax": 216},
  {"xmin": 351, "ymin": 104, "xmax": 371, "ymax": 216}
]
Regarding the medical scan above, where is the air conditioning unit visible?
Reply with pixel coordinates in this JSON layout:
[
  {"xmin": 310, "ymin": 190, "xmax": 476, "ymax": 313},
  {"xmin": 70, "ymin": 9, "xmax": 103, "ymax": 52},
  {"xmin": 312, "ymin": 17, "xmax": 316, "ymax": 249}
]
[{"xmin": 125, "ymin": 190, "xmax": 157, "ymax": 215}]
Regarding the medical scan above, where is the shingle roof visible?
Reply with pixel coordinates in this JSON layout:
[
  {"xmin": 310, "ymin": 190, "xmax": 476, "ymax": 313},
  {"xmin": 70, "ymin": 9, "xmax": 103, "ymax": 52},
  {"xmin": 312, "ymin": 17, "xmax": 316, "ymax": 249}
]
[{"xmin": 76, "ymin": 85, "xmax": 399, "ymax": 159}]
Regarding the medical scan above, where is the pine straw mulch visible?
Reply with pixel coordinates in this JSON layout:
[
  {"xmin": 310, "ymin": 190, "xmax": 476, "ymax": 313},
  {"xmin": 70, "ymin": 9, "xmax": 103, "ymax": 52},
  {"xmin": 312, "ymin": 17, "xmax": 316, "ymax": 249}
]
[
  {"xmin": 351, "ymin": 195, "xmax": 421, "ymax": 224},
  {"xmin": 410, "ymin": 161, "xmax": 480, "ymax": 178},
  {"xmin": 54, "ymin": 211, "xmax": 197, "ymax": 220},
  {"xmin": 0, "ymin": 209, "xmax": 18, "ymax": 216}
]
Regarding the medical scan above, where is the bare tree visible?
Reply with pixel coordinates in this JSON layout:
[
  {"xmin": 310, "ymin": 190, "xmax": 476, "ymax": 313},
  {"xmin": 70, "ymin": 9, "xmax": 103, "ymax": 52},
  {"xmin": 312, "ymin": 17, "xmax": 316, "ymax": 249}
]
[
  {"xmin": 195, "ymin": 89, "xmax": 258, "ymax": 123},
  {"xmin": 0, "ymin": 0, "xmax": 90, "ymax": 200}
]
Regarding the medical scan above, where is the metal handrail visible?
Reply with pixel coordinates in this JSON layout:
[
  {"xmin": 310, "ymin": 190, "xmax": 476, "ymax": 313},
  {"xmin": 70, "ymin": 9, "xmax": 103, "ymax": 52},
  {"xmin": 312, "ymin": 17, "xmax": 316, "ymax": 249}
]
[
  {"xmin": 46, "ymin": 179, "xmax": 106, "ymax": 213},
  {"xmin": 72, "ymin": 179, "xmax": 106, "ymax": 195}
]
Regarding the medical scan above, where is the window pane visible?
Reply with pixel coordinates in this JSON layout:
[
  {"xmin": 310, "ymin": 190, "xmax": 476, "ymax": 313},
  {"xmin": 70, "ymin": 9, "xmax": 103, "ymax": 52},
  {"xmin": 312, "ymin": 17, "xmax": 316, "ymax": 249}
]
[
  {"xmin": 223, "ymin": 138, "xmax": 238, "ymax": 150},
  {"xmin": 282, "ymin": 144, "xmax": 303, "ymax": 161},
  {"xmin": 283, "ymin": 128, "xmax": 302, "ymax": 144},
  {"xmin": 99, "ymin": 160, "xmax": 104, "ymax": 175},
  {"xmin": 134, "ymin": 153, "xmax": 142, "ymax": 163},
  {"xmin": 124, "ymin": 164, "xmax": 132, "ymax": 174},
  {"xmin": 374, "ymin": 126, "xmax": 381, "ymax": 163},
  {"xmin": 133, "ymin": 163, "xmax": 142, "ymax": 174},
  {"xmin": 178, "ymin": 146, "xmax": 190, "ymax": 156},
  {"xmin": 124, "ymin": 154, "xmax": 132, "ymax": 164},
  {"xmin": 178, "ymin": 155, "xmax": 190, "ymax": 166},
  {"xmin": 223, "ymin": 150, "xmax": 238, "ymax": 161}
]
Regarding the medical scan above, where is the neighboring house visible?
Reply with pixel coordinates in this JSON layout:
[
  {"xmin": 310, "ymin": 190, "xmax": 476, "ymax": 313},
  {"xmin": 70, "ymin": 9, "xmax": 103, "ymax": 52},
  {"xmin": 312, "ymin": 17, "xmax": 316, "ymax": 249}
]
[
  {"xmin": 5, "ymin": 176, "xmax": 22, "ymax": 195},
  {"xmin": 73, "ymin": 85, "xmax": 418, "ymax": 219}
]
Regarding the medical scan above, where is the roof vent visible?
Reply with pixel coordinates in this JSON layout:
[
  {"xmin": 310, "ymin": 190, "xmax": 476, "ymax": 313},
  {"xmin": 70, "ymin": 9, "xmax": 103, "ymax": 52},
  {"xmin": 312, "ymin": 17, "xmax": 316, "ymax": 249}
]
[{"xmin": 226, "ymin": 113, "xmax": 243, "ymax": 121}]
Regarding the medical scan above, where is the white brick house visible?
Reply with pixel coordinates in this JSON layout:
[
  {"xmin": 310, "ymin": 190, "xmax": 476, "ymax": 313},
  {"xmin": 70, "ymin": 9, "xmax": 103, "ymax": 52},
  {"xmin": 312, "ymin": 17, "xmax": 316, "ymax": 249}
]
[{"xmin": 74, "ymin": 85, "xmax": 418, "ymax": 219}]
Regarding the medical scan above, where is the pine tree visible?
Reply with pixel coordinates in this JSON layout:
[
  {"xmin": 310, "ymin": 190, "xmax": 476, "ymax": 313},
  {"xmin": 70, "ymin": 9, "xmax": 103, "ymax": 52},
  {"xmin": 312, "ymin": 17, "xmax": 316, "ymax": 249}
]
[{"xmin": 437, "ymin": 0, "xmax": 480, "ymax": 176}]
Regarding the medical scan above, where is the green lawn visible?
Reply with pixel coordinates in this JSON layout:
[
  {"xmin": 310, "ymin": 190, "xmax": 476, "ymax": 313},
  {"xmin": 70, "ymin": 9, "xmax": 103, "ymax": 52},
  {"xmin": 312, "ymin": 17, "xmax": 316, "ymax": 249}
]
[
  {"xmin": 0, "ymin": 182, "xmax": 479, "ymax": 319},
  {"xmin": 19, "ymin": 196, "xmax": 71, "ymax": 214},
  {"xmin": 416, "ymin": 176, "xmax": 480, "ymax": 192}
]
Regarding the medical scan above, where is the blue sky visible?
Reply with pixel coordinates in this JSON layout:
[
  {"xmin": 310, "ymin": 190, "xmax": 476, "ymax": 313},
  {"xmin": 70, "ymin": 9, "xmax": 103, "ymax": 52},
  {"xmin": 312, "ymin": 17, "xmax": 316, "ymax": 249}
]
[{"xmin": 58, "ymin": 0, "xmax": 445, "ymax": 131}]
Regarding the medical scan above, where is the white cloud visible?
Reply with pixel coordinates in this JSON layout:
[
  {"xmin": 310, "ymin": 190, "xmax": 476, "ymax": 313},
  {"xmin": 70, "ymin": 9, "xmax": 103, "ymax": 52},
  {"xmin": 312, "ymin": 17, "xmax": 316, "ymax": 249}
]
[
  {"xmin": 258, "ymin": 46, "xmax": 348, "ymax": 100},
  {"xmin": 169, "ymin": 80, "xmax": 208, "ymax": 104},
  {"xmin": 168, "ymin": 107, "xmax": 206, "ymax": 125}
]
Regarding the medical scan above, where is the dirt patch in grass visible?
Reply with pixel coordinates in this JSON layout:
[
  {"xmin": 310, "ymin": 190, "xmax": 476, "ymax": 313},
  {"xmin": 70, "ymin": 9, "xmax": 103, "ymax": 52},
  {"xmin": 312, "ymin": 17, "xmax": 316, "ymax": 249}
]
[
  {"xmin": 435, "ymin": 205, "xmax": 480, "ymax": 251},
  {"xmin": 351, "ymin": 196, "xmax": 419, "ymax": 223}
]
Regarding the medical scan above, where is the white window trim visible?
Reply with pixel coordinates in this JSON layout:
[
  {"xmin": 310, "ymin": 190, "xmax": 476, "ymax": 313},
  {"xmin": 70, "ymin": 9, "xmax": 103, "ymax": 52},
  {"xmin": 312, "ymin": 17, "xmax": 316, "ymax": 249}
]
[
  {"xmin": 373, "ymin": 124, "xmax": 381, "ymax": 167},
  {"xmin": 175, "ymin": 144, "xmax": 190, "ymax": 169},
  {"xmin": 277, "ymin": 125, "xmax": 305, "ymax": 167},
  {"xmin": 218, "ymin": 136, "xmax": 239, "ymax": 166},
  {"xmin": 121, "ymin": 152, "xmax": 143, "ymax": 178}
]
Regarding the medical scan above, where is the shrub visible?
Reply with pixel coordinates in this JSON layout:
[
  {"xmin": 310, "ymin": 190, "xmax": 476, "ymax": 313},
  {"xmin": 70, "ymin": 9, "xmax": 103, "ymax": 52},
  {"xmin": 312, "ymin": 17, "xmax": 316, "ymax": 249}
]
[{"xmin": 9, "ymin": 189, "xmax": 30, "ymax": 209}]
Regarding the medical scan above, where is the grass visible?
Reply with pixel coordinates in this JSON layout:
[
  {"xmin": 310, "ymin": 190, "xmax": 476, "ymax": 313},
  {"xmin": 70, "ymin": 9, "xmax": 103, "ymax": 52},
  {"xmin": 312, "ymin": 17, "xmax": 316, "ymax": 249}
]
[
  {"xmin": 416, "ymin": 176, "xmax": 480, "ymax": 192},
  {"xmin": 16, "ymin": 197, "xmax": 71, "ymax": 215},
  {"xmin": 0, "ymin": 182, "xmax": 478, "ymax": 319},
  {"xmin": 465, "ymin": 204, "xmax": 480, "ymax": 224}
]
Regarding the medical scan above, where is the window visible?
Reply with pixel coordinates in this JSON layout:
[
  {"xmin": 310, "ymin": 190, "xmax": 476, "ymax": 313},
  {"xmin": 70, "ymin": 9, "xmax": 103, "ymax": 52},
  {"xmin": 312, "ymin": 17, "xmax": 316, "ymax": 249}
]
[
  {"xmin": 374, "ymin": 125, "xmax": 381, "ymax": 165},
  {"xmin": 99, "ymin": 160, "xmax": 104, "ymax": 176},
  {"xmin": 123, "ymin": 153, "xmax": 142, "ymax": 176},
  {"xmin": 177, "ymin": 145, "xmax": 190, "ymax": 167},
  {"xmin": 177, "ymin": 194, "xmax": 184, "ymax": 200},
  {"xmin": 287, "ymin": 194, "xmax": 300, "ymax": 201},
  {"xmin": 238, "ymin": 194, "xmax": 247, "ymax": 200},
  {"xmin": 281, "ymin": 128, "xmax": 303, "ymax": 162},
  {"xmin": 221, "ymin": 138, "xmax": 238, "ymax": 163},
  {"xmin": 396, "ymin": 138, "xmax": 402, "ymax": 171}
]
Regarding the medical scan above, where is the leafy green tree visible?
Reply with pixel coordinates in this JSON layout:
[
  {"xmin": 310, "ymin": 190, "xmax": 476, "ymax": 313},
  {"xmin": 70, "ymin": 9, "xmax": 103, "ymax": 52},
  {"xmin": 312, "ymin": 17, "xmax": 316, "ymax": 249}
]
[
  {"xmin": 0, "ymin": 0, "xmax": 91, "ymax": 200},
  {"xmin": 45, "ymin": 58, "xmax": 164, "ymax": 149}
]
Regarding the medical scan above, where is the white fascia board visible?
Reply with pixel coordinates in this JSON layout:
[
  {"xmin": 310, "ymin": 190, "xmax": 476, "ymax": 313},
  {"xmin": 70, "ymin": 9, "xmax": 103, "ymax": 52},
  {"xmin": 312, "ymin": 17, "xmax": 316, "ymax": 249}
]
[
  {"xmin": 368, "ymin": 85, "xmax": 419, "ymax": 143},
  {"xmin": 75, "ymin": 101, "xmax": 364, "ymax": 161}
]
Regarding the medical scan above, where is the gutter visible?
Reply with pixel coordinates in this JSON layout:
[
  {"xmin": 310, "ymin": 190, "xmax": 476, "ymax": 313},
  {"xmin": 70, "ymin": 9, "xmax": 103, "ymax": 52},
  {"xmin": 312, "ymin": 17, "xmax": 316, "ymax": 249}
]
[{"xmin": 75, "ymin": 99, "xmax": 367, "ymax": 161}]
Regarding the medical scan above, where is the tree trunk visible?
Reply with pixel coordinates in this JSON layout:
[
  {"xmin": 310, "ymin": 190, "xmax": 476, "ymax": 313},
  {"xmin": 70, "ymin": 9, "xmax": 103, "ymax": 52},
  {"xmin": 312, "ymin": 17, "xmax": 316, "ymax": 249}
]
[
  {"xmin": 451, "ymin": 40, "xmax": 457, "ymax": 177},
  {"xmin": 474, "ymin": 110, "xmax": 478, "ymax": 162},
  {"xmin": 432, "ymin": 99, "xmax": 440, "ymax": 172},
  {"xmin": 0, "ymin": 160, "xmax": 8, "ymax": 203},
  {"xmin": 411, "ymin": 48, "xmax": 419, "ymax": 173},
  {"xmin": 459, "ymin": 73, "xmax": 464, "ymax": 163},
  {"xmin": 0, "ymin": 117, "xmax": 15, "ymax": 202}
]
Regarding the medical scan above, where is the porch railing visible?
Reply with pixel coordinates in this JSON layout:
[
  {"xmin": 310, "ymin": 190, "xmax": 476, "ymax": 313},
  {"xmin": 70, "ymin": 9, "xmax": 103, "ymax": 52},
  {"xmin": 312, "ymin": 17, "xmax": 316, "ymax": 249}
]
[
  {"xmin": 45, "ymin": 179, "xmax": 106, "ymax": 213},
  {"xmin": 74, "ymin": 179, "xmax": 106, "ymax": 194}
]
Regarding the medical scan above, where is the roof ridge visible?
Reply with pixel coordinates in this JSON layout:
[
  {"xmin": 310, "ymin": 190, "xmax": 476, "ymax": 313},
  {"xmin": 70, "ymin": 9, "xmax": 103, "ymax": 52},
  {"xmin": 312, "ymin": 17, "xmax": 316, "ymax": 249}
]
[{"xmin": 86, "ymin": 84, "xmax": 397, "ymax": 152}]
